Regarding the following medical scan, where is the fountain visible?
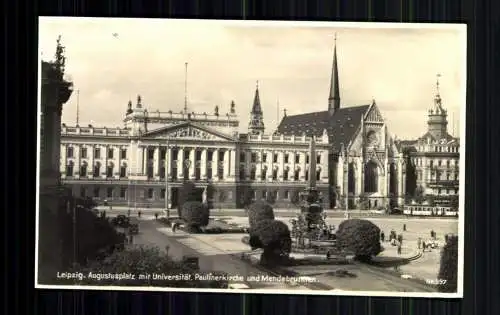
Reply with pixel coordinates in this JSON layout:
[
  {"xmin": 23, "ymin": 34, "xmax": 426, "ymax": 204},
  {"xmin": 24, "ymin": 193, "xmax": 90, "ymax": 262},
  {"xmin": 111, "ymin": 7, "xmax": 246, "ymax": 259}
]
[{"xmin": 290, "ymin": 137, "xmax": 336, "ymax": 252}]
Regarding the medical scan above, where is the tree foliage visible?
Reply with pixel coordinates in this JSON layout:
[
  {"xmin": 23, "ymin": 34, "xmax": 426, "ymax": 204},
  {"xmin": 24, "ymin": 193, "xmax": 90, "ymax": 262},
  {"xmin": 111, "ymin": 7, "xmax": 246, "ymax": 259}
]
[
  {"xmin": 335, "ymin": 219, "xmax": 382, "ymax": 261},
  {"xmin": 438, "ymin": 235, "xmax": 458, "ymax": 293},
  {"xmin": 290, "ymin": 190, "xmax": 301, "ymax": 206},
  {"xmin": 251, "ymin": 219, "xmax": 292, "ymax": 265},
  {"xmin": 182, "ymin": 201, "xmax": 209, "ymax": 231},
  {"xmin": 413, "ymin": 185, "xmax": 425, "ymax": 204},
  {"xmin": 247, "ymin": 201, "xmax": 275, "ymax": 233},
  {"xmin": 177, "ymin": 181, "xmax": 198, "ymax": 217},
  {"xmin": 60, "ymin": 245, "xmax": 227, "ymax": 288}
]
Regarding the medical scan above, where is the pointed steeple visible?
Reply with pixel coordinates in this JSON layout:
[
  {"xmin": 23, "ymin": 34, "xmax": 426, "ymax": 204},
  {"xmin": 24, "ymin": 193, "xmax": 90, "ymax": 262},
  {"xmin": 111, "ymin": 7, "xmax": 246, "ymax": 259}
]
[
  {"xmin": 126, "ymin": 100, "xmax": 133, "ymax": 115},
  {"xmin": 427, "ymin": 74, "xmax": 448, "ymax": 140},
  {"xmin": 328, "ymin": 33, "xmax": 340, "ymax": 115},
  {"xmin": 248, "ymin": 81, "xmax": 265, "ymax": 134}
]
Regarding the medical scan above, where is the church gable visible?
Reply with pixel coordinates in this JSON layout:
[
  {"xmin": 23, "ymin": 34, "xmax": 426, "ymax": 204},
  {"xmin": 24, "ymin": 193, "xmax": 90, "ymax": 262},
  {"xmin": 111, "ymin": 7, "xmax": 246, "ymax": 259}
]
[
  {"xmin": 142, "ymin": 122, "xmax": 235, "ymax": 141},
  {"xmin": 364, "ymin": 102, "xmax": 384, "ymax": 123}
]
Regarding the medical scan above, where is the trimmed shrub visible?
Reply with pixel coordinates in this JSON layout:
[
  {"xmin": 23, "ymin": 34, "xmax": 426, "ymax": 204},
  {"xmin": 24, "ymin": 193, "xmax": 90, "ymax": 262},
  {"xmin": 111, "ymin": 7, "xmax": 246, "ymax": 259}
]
[
  {"xmin": 247, "ymin": 201, "xmax": 275, "ymax": 232},
  {"xmin": 253, "ymin": 219, "xmax": 292, "ymax": 265},
  {"xmin": 182, "ymin": 201, "xmax": 209, "ymax": 232},
  {"xmin": 336, "ymin": 219, "xmax": 381, "ymax": 262},
  {"xmin": 438, "ymin": 235, "xmax": 458, "ymax": 293}
]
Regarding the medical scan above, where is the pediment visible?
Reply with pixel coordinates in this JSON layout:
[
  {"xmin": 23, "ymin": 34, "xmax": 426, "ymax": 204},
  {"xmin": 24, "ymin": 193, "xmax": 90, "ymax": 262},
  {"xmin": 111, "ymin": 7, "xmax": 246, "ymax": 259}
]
[
  {"xmin": 142, "ymin": 122, "xmax": 234, "ymax": 141},
  {"xmin": 364, "ymin": 103, "xmax": 384, "ymax": 123}
]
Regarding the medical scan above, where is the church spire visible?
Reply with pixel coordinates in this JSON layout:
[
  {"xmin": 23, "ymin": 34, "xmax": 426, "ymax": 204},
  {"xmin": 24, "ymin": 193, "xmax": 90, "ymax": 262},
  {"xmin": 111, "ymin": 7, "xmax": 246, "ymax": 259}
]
[
  {"xmin": 328, "ymin": 33, "xmax": 340, "ymax": 115},
  {"xmin": 248, "ymin": 81, "xmax": 265, "ymax": 135}
]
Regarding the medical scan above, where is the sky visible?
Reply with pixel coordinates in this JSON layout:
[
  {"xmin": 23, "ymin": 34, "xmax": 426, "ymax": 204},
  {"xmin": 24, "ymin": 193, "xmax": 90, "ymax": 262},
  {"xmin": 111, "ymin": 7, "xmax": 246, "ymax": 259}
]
[{"xmin": 39, "ymin": 18, "xmax": 466, "ymax": 140}]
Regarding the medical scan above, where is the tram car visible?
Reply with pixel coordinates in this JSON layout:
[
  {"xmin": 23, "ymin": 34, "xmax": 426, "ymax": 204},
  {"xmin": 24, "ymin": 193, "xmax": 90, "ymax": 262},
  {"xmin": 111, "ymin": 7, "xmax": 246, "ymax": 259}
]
[{"xmin": 403, "ymin": 204, "xmax": 458, "ymax": 217}]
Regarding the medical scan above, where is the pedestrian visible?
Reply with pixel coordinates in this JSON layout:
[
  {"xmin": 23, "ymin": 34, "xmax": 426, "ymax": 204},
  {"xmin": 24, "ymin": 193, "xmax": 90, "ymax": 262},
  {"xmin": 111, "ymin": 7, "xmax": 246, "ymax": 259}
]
[
  {"xmin": 417, "ymin": 237, "xmax": 422, "ymax": 249},
  {"xmin": 154, "ymin": 212, "xmax": 159, "ymax": 220},
  {"xmin": 380, "ymin": 231, "xmax": 385, "ymax": 242},
  {"xmin": 403, "ymin": 224, "xmax": 406, "ymax": 231},
  {"xmin": 430, "ymin": 230, "xmax": 435, "ymax": 239},
  {"xmin": 127, "ymin": 209, "xmax": 131, "ymax": 217},
  {"xmin": 397, "ymin": 244, "xmax": 402, "ymax": 255},
  {"xmin": 326, "ymin": 251, "xmax": 331, "ymax": 260},
  {"xmin": 422, "ymin": 241, "xmax": 426, "ymax": 252},
  {"xmin": 138, "ymin": 210, "xmax": 142, "ymax": 218}
]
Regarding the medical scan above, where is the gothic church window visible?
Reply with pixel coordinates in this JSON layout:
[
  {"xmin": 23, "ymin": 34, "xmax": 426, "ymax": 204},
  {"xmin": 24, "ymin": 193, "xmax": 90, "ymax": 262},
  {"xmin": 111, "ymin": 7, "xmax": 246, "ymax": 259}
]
[{"xmin": 364, "ymin": 161, "xmax": 378, "ymax": 193}]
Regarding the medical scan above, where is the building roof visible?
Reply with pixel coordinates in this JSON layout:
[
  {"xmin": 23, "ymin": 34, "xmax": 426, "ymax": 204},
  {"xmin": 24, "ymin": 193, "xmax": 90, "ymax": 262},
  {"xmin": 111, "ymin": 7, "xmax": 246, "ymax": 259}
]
[{"xmin": 276, "ymin": 105, "xmax": 370, "ymax": 149}]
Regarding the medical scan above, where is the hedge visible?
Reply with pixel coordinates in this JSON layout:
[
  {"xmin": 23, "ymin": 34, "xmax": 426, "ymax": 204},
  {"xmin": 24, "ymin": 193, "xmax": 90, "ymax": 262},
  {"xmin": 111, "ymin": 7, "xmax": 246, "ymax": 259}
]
[
  {"xmin": 438, "ymin": 235, "xmax": 458, "ymax": 292},
  {"xmin": 182, "ymin": 201, "xmax": 209, "ymax": 230},
  {"xmin": 335, "ymin": 219, "xmax": 381, "ymax": 262}
]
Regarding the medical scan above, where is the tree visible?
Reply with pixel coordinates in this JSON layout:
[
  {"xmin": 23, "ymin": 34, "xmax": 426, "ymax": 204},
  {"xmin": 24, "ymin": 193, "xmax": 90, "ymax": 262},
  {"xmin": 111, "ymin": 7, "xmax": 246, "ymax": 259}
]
[
  {"xmin": 239, "ymin": 187, "xmax": 254, "ymax": 209},
  {"xmin": 177, "ymin": 181, "xmax": 197, "ymax": 217},
  {"xmin": 205, "ymin": 183, "xmax": 215, "ymax": 209},
  {"xmin": 182, "ymin": 201, "xmax": 210, "ymax": 232},
  {"xmin": 438, "ymin": 235, "xmax": 458, "ymax": 293},
  {"xmin": 251, "ymin": 219, "xmax": 292, "ymax": 265},
  {"xmin": 336, "ymin": 219, "xmax": 382, "ymax": 262},
  {"xmin": 247, "ymin": 201, "xmax": 275, "ymax": 233},
  {"xmin": 61, "ymin": 245, "xmax": 227, "ymax": 288}
]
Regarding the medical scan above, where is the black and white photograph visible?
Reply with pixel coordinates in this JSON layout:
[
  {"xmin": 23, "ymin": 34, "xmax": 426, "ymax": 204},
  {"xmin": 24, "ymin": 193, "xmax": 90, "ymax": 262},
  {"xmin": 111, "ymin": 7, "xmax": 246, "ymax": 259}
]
[{"xmin": 36, "ymin": 18, "xmax": 466, "ymax": 297}]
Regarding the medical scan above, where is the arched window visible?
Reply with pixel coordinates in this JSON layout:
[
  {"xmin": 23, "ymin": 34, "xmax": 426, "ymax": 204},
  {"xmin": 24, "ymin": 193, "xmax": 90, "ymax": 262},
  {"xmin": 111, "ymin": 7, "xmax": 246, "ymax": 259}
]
[
  {"xmin": 294, "ymin": 167, "xmax": 300, "ymax": 181},
  {"xmin": 66, "ymin": 160, "xmax": 74, "ymax": 177},
  {"xmin": 348, "ymin": 163, "xmax": 355, "ymax": 193},
  {"xmin": 80, "ymin": 161, "xmax": 88, "ymax": 177},
  {"xmin": 364, "ymin": 161, "xmax": 378, "ymax": 193},
  {"xmin": 93, "ymin": 162, "xmax": 101, "ymax": 178},
  {"xmin": 389, "ymin": 163, "xmax": 397, "ymax": 195},
  {"xmin": 250, "ymin": 165, "xmax": 256, "ymax": 180},
  {"xmin": 120, "ymin": 163, "xmax": 127, "ymax": 178},
  {"xmin": 106, "ymin": 162, "xmax": 114, "ymax": 178},
  {"xmin": 272, "ymin": 167, "xmax": 278, "ymax": 181}
]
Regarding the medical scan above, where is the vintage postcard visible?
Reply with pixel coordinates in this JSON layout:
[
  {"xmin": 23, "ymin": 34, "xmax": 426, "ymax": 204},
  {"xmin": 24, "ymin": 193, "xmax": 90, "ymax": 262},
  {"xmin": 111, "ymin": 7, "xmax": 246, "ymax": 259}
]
[{"xmin": 36, "ymin": 17, "xmax": 466, "ymax": 298}]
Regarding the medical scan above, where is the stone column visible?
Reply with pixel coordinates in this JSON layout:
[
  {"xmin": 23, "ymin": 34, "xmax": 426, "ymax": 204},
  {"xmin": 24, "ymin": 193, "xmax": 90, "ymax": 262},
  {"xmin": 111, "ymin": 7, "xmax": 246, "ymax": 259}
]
[
  {"xmin": 229, "ymin": 149, "xmax": 236, "ymax": 181},
  {"xmin": 189, "ymin": 148, "xmax": 196, "ymax": 179},
  {"xmin": 200, "ymin": 149, "xmax": 207, "ymax": 180},
  {"xmin": 213, "ymin": 149, "xmax": 219, "ymax": 182},
  {"xmin": 75, "ymin": 145, "xmax": 81, "ymax": 179},
  {"xmin": 223, "ymin": 149, "xmax": 230, "ymax": 181},
  {"xmin": 177, "ymin": 148, "xmax": 184, "ymax": 179},
  {"xmin": 142, "ymin": 146, "xmax": 147, "ymax": 176},
  {"xmin": 60, "ymin": 144, "xmax": 67, "ymax": 177},
  {"xmin": 321, "ymin": 151, "xmax": 329, "ymax": 182},
  {"xmin": 267, "ymin": 150, "xmax": 273, "ymax": 182},
  {"xmin": 153, "ymin": 146, "xmax": 159, "ymax": 179},
  {"xmin": 89, "ymin": 144, "xmax": 95, "ymax": 178},
  {"xmin": 115, "ymin": 145, "xmax": 121, "ymax": 179},
  {"xmin": 301, "ymin": 151, "xmax": 307, "ymax": 180},
  {"xmin": 278, "ymin": 151, "xmax": 284, "ymax": 180},
  {"xmin": 255, "ymin": 151, "xmax": 262, "ymax": 181},
  {"xmin": 355, "ymin": 159, "xmax": 363, "ymax": 196},
  {"xmin": 167, "ymin": 146, "xmax": 173, "ymax": 180}
]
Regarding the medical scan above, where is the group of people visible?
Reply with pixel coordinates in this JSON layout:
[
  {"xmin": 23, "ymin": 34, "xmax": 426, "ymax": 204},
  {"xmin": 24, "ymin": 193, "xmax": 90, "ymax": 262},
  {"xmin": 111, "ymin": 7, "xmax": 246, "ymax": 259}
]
[
  {"xmin": 380, "ymin": 229, "xmax": 404, "ymax": 255},
  {"xmin": 380, "ymin": 225, "xmax": 441, "ymax": 256}
]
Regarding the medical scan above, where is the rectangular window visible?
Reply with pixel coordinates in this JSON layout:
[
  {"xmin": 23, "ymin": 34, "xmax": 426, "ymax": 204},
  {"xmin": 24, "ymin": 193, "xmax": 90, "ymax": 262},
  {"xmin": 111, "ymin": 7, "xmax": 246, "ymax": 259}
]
[
  {"xmin": 251, "ymin": 153, "xmax": 257, "ymax": 163},
  {"xmin": 120, "ymin": 149, "xmax": 127, "ymax": 159},
  {"xmin": 93, "ymin": 187, "xmax": 100, "ymax": 198},
  {"xmin": 106, "ymin": 187, "xmax": 113, "ymax": 198},
  {"xmin": 160, "ymin": 189, "xmax": 166, "ymax": 199},
  {"xmin": 316, "ymin": 154, "xmax": 321, "ymax": 164},
  {"xmin": 262, "ymin": 190, "xmax": 267, "ymax": 199},
  {"xmin": 106, "ymin": 166, "xmax": 113, "ymax": 178},
  {"xmin": 94, "ymin": 148, "xmax": 100, "ymax": 159},
  {"xmin": 273, "ymin": 154, "xmax": 278, "ymax": 163},
  {"xmin": 120, "ymin": 187, "xmax": 127, "ymax": 198},
  {"xmin": 262, "ymin": 154, "xmax": 267, "ymax": 163},
  {"xmin": 147, "ymin": 188, "xmax": 154, "ymax": 199},
  {"xmin": 295, "ymin": 154, "xmax": 300, "ymax": 164},
  {"xmin": 81, "ymin": 148, "xmax": 87, "ymax": 158},
  {"xmin": 306, "ymin": 155, "xmax": 310, "ymax": 164},
  {"xmin": 207, "ymin": 151, "xmax": 213, "ymax": 161},
  {"xmin": 67, "ymin": 147, "xmax": 74, "ymax": 158},
  {"xmin": 148, "ymin": 149, "xmax": 154, "ymax": 159},
  {"xmin": 120, "ymin": 166, "xmax": 127, "ymax": 178},
  {"xmin": 284, "ymin": 154, "xmax": 289, "ymax": 164},
  {"xmin": 240, "ymin": 152, "xmax": 246, "ymax": 162},
  {"xmin": 284, "ymin": 190, "xmax": 290, "ymax": 200},
  {"xmin": 107, "ymin": 148, "xmax": 114, "ymax": 159}
]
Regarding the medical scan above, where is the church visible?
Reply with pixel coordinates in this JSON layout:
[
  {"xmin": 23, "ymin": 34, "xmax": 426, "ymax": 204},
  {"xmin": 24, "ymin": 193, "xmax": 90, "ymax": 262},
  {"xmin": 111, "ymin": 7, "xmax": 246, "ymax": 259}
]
[{"xmin": 58, "ymin": 38, "xmax": 406, "ymax": 210}]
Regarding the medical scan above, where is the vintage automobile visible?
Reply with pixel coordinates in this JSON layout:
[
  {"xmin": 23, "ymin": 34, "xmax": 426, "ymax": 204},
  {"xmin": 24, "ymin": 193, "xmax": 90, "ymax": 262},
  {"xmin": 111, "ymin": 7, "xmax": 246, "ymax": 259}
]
[{"xmin": 111, "ymin": 214, "xmax": 130, "ymax": 228}]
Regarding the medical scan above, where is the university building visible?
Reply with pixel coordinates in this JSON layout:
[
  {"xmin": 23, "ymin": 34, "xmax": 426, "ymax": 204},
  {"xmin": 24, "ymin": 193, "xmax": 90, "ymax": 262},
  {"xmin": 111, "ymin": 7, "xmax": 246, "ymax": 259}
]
[
  {"xmin": 398, "ymin": 77, "xmax": 460, "ymax": 207},
  {"xmin": 59, "ymin": 39, "xmax": 407, "ymax": 210}
]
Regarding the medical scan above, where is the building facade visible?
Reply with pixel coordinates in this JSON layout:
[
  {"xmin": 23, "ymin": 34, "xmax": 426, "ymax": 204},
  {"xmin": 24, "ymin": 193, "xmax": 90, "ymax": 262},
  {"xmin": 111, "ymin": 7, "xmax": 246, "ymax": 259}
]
[
  {"xmin": 59, "ymin": 38, "xmax": 406, "ymax": 210},
  {"xmin": 398, "ymin": 77, "xmax": 460, "ymax": 207}
]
